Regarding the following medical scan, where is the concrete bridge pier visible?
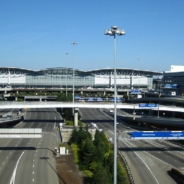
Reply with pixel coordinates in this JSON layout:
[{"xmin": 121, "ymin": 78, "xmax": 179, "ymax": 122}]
[
  {"xmin": 74, "ymin": 108, "xmax": 79, "ymax": 127},
  {"xmin": 149, "ymin": 109, "xmax": 153, "ymax": 115},
  {"xmin": 2, "ymin": 123, "xmax": 6, "ymax": 128},
  {"xmin": 172, "ymin": 111, "xmax": 176, "ymax": 118}
]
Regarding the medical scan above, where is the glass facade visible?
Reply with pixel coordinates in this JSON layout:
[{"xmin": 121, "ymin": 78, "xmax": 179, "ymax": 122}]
[{"xmin": 0, "ymin": 67, "xmax": 162, "ymax": 89}]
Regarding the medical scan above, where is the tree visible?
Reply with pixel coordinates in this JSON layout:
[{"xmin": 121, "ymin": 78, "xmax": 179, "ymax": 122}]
[
  {"xmin": 69, "ymin": 127, "xmax": 79, "ymax": 144},
  {"xmin": 91, "ymin": 165, "xmax": 112, "ymax": 184},
  {"xmin": 79, "ymin": 137, "xmax": 95, "ymax": 170}
]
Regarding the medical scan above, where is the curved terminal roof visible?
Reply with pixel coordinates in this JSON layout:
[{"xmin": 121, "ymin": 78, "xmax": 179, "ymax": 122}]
[{"xmin": 0, "ymin": 67, "xmax": 162, "ymax": 76}]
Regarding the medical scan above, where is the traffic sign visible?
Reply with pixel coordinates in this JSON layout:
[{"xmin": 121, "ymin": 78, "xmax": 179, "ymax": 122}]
[
  {"xmin": 139, "ymin": 103, "xmax": 157, "ymax": 108},
  {"xmin": 165, "ymin": 131, "xmax": 184, "ymax": 139},
  {"xmin": 131, "ymin": 90, "xmax": 142, "ymax": 94},
  {"xmin": 132, "ymin": 131, "xmax": 184, "ymax": 140},
  {"xmin": 132, "ymin": 131, "xmax": 165, "ymax": 139}
]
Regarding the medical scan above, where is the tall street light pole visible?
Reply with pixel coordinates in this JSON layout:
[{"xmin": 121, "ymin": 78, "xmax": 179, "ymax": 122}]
[
  {"xmin": 104, "ymin": 26, "xmax": 125, "ymax": 184},
  {"xmin": 66, "ymin": 52, "xmax": 69, "ymax": 97},
  {"xmin": 71, "ymin": 42, "xmax": 77, "ymax": 115}
]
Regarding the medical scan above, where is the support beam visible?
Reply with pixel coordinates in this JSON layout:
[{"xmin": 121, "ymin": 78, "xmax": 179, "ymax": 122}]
[{"xmin": 74, "ymin": 108, "xmax": 79, "ymax": 126}]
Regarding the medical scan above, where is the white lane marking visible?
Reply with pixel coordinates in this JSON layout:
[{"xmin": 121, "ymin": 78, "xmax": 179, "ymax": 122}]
[
  {"xmin": 32, "ymin": 179, "xmax": 34, "ymax": 182},
  {"xmin": 33, "ymin": 172, "xmax": 34, "ymax": 174},
  {"xmin": 126, "ymin": 141, "xmax": 173, "ymax": 168},
  {"xmin": 9, "ymin": 152, "xmax": 24, "ymax": 184},
  {"xmin": 147, "ymin": 140, "xmax": 184, "ymax": 159},
  {"xmin": 33, "ymin": 165, "xmax": 34, "ymax": 167},
  {"xmin": 0, "ymin": 139, "xmax": 12, "ymax": 152},
  {"xmin": 123, "ymin": 141, "xmax": 159, "ymax": 184},
  {"xmin": 108, "ymin": 130, "xmax": 114, "ymax": 135},
  {"xmin": 54, "ymin": 117, "xmax": 56, "ymax": 130},
  {"xmin": 3, "ymin": 162, "xmax": 4, "ymax": 165}
]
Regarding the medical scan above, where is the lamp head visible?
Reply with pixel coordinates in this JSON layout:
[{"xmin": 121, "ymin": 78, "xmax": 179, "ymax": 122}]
[{"xmin": 111, "ymin": 26, "xmax": 118, "ymax": 30}]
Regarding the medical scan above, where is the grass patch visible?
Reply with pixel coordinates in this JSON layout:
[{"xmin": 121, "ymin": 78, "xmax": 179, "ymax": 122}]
[
  {"xmin": 71, "ymin": 143, "xmax": 79, "ymax": 164},
  {"xmin": 118, "ymin": 159, "xmax": 129, "ymax": 184},
  {"xmin": 65, "ymin": 120, "xmax": 84, "ymax": 126}
]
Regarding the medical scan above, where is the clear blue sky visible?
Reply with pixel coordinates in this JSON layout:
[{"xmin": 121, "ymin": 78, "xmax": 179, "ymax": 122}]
[{"xmin": 0, "ymin": 0, "xmax": 184, "ymax": 72}]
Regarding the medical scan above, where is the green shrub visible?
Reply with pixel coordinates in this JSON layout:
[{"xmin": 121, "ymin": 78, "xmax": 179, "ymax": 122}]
[
  {"xmin": 71, "ymin": 143, "xmax": 79, "ymax": 164},
  {"xmin": 84, "ymin": 170, "xmax": 93, "ymax": 178},
  {"xmin": 65, "ymin": 120, "xmax": 84, "ymax": 126},
  {"xmin": 65, "ymin": 120, "xmax": 74, "ymax": 126}
]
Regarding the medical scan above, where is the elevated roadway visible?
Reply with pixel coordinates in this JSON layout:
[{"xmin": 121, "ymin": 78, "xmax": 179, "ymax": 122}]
[
  {"xmin": 129, "ymin": 97, "xmax": 184, "ymax": 104},
  {"xmin": 0, "ymin": 102, "xmax": 184, "ymax": 113}
]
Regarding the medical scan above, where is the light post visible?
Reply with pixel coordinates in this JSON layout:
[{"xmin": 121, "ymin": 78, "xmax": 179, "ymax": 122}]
[
  {"xmin": 71, "ymin": 42, "xmax": 77, "ymax": 115},
  {"xmin": 104, "ymin": 26, "xmax": 125, "ymax": 184},
  {"xmin": 66, "ymin": 52, "xmax": 69, "ymax": 97}
]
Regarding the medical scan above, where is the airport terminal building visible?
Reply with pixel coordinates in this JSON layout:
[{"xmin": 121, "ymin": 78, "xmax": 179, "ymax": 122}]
[
  {"xmin": 162, "ymin": 65, "xmax": 184, "ymax": 95},
  {"xmin": 0, "ymin": 67, "xmax": 162, "ymax": 90}
]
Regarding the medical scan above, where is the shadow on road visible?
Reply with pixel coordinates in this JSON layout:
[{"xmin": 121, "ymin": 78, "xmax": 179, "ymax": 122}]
[
  {"xmin": 40, "ymin": 156, "xmax": 67, "ymax": 184},
  {"xmin": 24, "ymin": 119, "xmax": 64, "ymax": 123},
  {"xmin": 119, "ymin": 147, "xmax": 184, "ymax": 152},
  {"xmin": 0, "ymin": 147, "xmax": 36, "ymax": 150}
]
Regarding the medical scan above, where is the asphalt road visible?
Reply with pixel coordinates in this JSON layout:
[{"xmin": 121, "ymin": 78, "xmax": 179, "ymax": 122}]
[
  {"xmin": 0, "ymin": 108, "xmax": 61, "ymax": 184},
  {"xmin": 80, "ymin": 108, "xmax": 178, "ymax": 184}
]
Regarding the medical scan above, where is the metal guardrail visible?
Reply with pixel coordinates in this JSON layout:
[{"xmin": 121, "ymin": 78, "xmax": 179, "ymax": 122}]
[{"xmin": 119, "ymin": 151, "xmax": 134, "ymax": 184}]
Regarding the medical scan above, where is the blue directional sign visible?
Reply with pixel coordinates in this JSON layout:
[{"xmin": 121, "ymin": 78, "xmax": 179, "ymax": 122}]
[
  {"xmin": 139, "ymin": 103, "xmax": 157, "ymax": 108},
  {"xmin": 132, "ymin": 131, "xmax": 165, "ymax": 139},
  {"xmin": 132, "ymin": 131, "xmax": 184, "ymax": 140},
  {"xmin": 74, "ymin": 96, "xmax": 81, "ymax": 98},
  {"xmin": 97, "ymin": 98, "xmax": 103, "ymax": 101},
  {"xmin": 131, "ymin": 90, "xmax": 142, "ymax": 94},
  {"xmin": 166, "ymin": 131, "xmax": 184, "ymax": 139},
  {"xmin": 110, "ymin": 98, "xmax": 122, "ymax": 101},
  {"xmin": 147, "ymin": 103, "xmax": 157, "ymax": 107},
  {"xmin": 87, "ymin": 98, "xmax": 94, "ymax": 101},
  {"xmin": 164, "ymin": 84, "xmax": 178, "ymax": 88}
]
